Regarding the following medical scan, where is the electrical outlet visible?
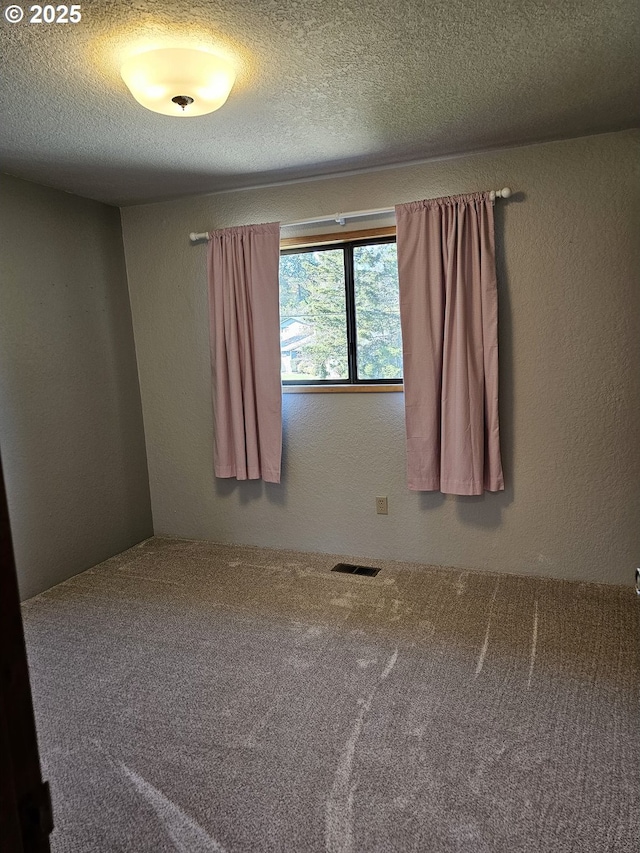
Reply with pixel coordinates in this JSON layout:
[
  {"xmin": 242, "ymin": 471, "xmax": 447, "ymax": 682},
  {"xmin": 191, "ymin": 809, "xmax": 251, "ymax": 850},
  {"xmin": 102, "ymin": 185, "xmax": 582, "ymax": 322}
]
[{"xmin": 376, "ymin": 496, "xmax": 388, "ymax": 515}]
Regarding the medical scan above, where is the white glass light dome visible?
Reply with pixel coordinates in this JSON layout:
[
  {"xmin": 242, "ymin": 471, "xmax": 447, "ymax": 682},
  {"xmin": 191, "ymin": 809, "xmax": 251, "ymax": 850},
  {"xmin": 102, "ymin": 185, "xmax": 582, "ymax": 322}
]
[{"xmin": 121, "ymin": 48, "xmax": 236, "ymax": 117}]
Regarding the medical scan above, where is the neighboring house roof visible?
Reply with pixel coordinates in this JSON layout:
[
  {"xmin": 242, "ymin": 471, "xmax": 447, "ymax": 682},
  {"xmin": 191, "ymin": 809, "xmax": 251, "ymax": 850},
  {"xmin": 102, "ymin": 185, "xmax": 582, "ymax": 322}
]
[{"xmin": 281, "ymin": 332, "xmax": 314, "ymax": 353}]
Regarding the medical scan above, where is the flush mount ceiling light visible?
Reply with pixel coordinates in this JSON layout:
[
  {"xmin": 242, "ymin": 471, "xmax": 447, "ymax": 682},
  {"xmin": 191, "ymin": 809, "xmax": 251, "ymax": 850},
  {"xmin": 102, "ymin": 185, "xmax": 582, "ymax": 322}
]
[{"xmin": 120, "ymin": 47, "xmax": 236, "ymax": 117}]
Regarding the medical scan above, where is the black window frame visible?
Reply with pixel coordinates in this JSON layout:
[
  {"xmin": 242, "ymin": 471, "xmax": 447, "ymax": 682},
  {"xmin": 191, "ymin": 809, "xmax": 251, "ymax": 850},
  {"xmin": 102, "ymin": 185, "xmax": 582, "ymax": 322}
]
[{"xmin": 280, "ymin": 235, "xmax": 402, "ymax": 386}]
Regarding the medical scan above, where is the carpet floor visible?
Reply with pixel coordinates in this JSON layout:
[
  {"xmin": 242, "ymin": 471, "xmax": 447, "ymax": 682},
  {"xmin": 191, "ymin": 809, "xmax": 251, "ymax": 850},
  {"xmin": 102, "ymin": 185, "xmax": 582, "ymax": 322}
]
[{"xmin": 22, "ymin": 537, "xmax": 639, "ymax": 852}]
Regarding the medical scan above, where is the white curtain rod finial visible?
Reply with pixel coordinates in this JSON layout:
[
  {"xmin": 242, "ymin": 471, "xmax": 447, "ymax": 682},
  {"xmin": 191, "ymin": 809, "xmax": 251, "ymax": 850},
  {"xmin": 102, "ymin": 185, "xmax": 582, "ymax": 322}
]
[{"xmin": 489, "ymin": 187, "xmax": 512, "ymax": 202}]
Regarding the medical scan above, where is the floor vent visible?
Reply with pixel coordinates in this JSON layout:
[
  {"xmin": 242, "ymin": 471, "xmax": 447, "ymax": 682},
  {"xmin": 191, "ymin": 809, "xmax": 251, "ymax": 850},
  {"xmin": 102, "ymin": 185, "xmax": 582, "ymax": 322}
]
[{"xmin": 332, "ymin": 563, "xmax": 380, "ymax": 577}]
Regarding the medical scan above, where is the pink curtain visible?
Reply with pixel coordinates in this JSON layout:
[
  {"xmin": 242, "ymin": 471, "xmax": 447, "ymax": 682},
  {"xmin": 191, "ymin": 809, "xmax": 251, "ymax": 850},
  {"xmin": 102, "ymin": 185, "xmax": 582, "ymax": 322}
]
[
  {"xmin": 207, "ymin": 222, "xmax": 282, "ymax": 483},
  {"xmin": 395, "ymin": 193, "xmax": 504, "ymax": 495}
]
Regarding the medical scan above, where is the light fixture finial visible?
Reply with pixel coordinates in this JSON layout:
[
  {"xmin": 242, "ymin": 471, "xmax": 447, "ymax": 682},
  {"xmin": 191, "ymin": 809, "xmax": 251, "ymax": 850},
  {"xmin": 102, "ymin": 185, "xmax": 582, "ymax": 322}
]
[{"xmin": 172, "ymin": 95, "xmax": 194, "ymax": 111}]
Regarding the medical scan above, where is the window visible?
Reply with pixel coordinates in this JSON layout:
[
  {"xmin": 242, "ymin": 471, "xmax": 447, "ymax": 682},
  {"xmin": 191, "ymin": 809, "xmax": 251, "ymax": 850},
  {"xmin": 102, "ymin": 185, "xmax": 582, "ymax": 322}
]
[{"xmin": 279, "ymin": 237, "xmax": 403, "ymax": 384}]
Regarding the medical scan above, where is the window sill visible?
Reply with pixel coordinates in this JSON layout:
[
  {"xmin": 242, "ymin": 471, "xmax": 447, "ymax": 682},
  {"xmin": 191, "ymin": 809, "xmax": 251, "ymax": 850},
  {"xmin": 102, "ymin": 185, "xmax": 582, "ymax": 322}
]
[{"xmin": 283, "ymin": 384, "xmax": 403, "ymax": 394}]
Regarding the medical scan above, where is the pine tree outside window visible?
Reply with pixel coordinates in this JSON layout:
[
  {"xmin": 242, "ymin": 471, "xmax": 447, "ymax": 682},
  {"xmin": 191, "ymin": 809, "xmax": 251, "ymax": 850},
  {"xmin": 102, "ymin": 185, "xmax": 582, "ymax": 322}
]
[{"xmin": 279, "ymin": 237, "xmax": 402, "ymax": 384}]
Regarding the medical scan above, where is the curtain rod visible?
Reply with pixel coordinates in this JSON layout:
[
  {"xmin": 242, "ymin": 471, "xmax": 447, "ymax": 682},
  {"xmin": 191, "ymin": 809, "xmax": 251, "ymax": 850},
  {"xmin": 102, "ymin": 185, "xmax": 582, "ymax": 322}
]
[{"xmin": 189, "ymin": 187, "xmax": 513, "ymax": 244}]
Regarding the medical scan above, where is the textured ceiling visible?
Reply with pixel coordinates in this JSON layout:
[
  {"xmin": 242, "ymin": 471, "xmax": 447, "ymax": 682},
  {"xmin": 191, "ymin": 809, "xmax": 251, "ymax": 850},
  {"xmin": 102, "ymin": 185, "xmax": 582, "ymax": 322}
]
[{"xmin": 1, "ymin": 0, "xmax": 638, "ymax": 206}]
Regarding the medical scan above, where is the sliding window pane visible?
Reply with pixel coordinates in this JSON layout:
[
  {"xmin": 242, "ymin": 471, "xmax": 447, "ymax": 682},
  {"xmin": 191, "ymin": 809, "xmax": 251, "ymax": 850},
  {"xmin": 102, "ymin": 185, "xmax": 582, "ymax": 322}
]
[
  {"xmin": 279, "ymin": 248, "xmax": 348, "ymax": 381},
  {"xmin": 353, "ymin": 242, "xmax": 403, "ymax": 380}
]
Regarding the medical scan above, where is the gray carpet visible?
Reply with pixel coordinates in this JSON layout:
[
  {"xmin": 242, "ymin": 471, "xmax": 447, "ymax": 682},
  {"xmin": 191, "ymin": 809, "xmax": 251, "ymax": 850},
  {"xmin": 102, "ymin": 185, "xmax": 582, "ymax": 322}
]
[{"xmin": 21, "ymin": 537, "xmax": 639, "ymax": 852}]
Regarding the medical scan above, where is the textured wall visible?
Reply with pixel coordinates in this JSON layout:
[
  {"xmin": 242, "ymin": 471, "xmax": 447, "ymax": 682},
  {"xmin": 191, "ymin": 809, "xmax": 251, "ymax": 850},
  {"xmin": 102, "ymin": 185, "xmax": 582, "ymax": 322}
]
[
  {"xmin": 121, "ymin": 131, "xmax": 640, "ymax": 585},
  {"xmin": 0, "ymin": 174, "xmax": 153, "ymax": 599}
]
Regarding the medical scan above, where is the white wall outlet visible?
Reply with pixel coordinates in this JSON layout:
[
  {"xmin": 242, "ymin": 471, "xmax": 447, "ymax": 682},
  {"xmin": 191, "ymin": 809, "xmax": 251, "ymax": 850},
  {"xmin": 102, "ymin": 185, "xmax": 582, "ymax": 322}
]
[{"xmin": 376, "ymin": 496, "xmax": 388, "ymax": 515}]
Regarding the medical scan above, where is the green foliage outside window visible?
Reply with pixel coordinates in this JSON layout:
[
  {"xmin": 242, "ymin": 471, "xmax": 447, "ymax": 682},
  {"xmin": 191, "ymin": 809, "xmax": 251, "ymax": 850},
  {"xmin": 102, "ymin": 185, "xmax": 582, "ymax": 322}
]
[
  {"xmin": 353, "ymin": 243, "xmax": 403, "ymax": 380},
  {"xmin": 279, "ymin": 240, "xmax": 402, "ymax": 382}
]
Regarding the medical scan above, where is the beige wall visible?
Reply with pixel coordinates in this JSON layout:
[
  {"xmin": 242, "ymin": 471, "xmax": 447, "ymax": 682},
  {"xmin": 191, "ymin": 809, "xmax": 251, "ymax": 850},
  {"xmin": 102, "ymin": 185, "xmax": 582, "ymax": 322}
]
[
  {"xmin": 121, "ymin": 130, "xmax": 640, "ymax": 585},
  {"xmin": 0, "ymin": 174, "xmax": 153, "ymax": 599}
]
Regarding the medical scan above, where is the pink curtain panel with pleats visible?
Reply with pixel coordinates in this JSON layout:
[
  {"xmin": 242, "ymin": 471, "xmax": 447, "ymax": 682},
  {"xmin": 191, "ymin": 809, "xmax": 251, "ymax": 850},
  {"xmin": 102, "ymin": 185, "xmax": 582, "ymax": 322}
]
[
  {"xmin": 207, "ymin": 222, "xmax": 282, "ymax": 483},
  {"xmin": 395, "ymin": 193, "xmax": 504, "ymax": 495}
]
